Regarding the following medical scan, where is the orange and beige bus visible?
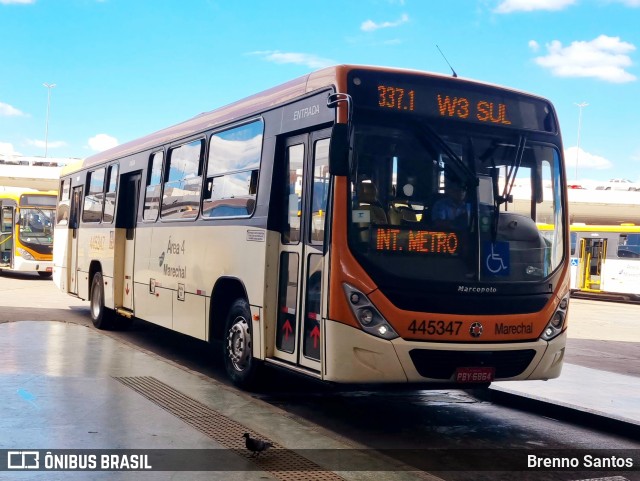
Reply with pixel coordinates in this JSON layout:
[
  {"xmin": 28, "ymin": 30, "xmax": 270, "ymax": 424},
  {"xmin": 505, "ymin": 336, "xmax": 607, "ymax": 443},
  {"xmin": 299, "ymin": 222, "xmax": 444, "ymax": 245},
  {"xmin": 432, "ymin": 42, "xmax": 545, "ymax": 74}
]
[
  {"xmin": 1, "ymin": 187, "xmax": 56, "ymax": 278},
  {"xmin": 53, "ymin": 65, "xmax": 569, "ymax": 388}
]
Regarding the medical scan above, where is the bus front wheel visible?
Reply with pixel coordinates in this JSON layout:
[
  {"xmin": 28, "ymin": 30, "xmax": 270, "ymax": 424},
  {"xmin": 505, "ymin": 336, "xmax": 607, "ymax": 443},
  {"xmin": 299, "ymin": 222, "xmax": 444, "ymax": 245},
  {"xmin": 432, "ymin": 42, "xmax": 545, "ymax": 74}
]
[
  {"xmin": 90, "ymin": 272, "xmax": 113, "ymax": 330},
  {"xmin": 223, "ymin": 299, "xmax": 260, "ymax": 389}
]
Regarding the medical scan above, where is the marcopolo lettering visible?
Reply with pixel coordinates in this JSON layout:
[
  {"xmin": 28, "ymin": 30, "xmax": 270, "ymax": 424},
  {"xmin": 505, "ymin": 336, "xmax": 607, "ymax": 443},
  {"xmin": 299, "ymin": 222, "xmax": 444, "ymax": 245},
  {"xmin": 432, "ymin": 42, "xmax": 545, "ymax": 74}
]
[{"xmin": 457, "ymin": 286, "xmax": 497, "ymax": 294}]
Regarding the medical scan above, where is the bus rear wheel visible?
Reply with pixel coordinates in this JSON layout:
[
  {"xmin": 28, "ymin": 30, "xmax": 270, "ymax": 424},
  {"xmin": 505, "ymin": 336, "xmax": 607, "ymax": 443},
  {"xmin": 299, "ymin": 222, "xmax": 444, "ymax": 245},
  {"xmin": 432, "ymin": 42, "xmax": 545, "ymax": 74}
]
[
  {"xmin": 90, "ymin": 272, "xmax": 113, "ymax": 329},
  {"xmin": 223, "ymin": 299, "xmax": 260, "ymax": 389}
]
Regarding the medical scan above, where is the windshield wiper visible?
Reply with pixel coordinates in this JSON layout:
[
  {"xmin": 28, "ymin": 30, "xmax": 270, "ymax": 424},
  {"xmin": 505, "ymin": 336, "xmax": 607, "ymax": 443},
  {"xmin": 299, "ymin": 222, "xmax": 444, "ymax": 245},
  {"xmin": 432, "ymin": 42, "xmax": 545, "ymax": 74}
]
[
  {"xmin": 492, "ymin": 135, "xmax": 527, "ymax": 241},
  {"xmin": 415, "ymin": 122, "xmax": 478, "ymax": 189},
  {"xmin": 501, "ymin": 135, "xmax": 527, "ymax": 204}
]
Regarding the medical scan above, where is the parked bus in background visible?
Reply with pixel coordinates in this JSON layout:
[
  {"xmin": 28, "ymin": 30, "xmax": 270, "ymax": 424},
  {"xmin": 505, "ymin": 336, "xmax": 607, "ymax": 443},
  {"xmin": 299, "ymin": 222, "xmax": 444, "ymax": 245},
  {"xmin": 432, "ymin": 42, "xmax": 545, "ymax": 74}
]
[
  {"xmin": 568, "ymin": 224, "xmax": 640, "ymax": 300},
  {"xmin": 0, "ymin": 187, "xmax": 56, "ymax": 278},
  {"xmin": 53, "ymin": 65, "xmax": 569, "ymax": 389}
]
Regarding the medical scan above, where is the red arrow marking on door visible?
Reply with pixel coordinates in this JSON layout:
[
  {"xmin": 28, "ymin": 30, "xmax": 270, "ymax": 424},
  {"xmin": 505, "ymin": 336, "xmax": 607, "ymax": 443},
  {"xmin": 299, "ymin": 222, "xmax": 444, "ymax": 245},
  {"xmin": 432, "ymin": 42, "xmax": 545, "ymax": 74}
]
[
  {"xmin": 283, "ymin": 320, "xmax": 293, "ymax": 340},
  {"xmin": 310, "ymin": 325, "xmax": 320, "ymax": 349},
  {"xmin": 125, "ymin": 284, "xmax": 130, "ymax": 295}
]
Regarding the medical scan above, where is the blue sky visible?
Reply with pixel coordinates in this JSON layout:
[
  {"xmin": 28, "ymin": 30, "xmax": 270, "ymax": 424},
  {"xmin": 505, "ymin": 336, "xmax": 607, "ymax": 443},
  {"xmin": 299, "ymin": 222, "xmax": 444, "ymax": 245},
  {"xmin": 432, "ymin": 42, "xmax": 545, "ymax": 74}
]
[{"xmin": 0, "ymin": 0, "xmax": 639, "ymax": 183}]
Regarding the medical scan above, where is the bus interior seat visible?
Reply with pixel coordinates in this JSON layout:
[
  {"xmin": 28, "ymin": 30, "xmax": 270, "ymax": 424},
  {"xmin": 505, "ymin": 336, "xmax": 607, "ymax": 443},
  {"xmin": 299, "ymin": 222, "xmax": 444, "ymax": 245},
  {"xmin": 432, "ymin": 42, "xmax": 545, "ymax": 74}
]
[
  {"xmin": 357, "ymin": 182, "xmax": 388, "ymax": 224},
  {"xmin": 388, "ymin": 201, "xmax": 419, "ymax": 225},
  {"xmin": 355, "ymin": 182, "xmax": 387, "ymax": 242}
]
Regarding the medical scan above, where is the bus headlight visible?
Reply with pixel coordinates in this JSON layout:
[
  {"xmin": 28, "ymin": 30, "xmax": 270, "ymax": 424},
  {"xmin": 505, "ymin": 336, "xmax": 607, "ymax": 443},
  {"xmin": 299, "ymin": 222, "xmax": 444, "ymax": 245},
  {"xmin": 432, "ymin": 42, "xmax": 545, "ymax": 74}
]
[
  {"xmin": 16, "ymin": 248, "xmax": 35, "ymax": 260},
  {"xmin": 540, "ymin": 295, "xmax": 569, "ymax": 341},
  {"xmin": 343, "ymin": 283, "xmax": 399, "ymax": 340},
  {"xmin": 358, "ymin": 308, "xmax": 374, "ymax": 326}
]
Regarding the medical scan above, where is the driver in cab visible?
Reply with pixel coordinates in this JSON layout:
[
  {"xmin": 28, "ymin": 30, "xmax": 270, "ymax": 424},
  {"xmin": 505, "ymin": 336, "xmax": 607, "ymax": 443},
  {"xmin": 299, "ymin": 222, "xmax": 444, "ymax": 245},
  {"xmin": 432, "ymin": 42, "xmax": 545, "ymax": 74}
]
[{"xmin": 430, "ymin": 180, "xmax": 469, "ymax": 228}]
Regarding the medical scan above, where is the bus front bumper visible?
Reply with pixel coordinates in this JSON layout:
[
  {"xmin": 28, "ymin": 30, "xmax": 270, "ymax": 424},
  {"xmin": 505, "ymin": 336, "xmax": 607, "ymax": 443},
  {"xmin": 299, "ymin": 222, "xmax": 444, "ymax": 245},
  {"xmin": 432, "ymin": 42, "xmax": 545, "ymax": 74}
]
[
  {"xmin": 13, "ymin": 257, "xmax": 54, "ymax": 273},
  {"xmin": 323, "ymin": 320, "xmax": 566, "ymax": 384}
]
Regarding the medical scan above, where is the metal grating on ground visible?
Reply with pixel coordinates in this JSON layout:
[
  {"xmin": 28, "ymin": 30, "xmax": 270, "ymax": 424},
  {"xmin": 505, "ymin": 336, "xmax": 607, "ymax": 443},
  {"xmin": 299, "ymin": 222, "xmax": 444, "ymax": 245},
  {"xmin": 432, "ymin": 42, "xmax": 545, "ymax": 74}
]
[{"xmin": 115, "ymin": 376, "xmax": 346, "ymax": 481}]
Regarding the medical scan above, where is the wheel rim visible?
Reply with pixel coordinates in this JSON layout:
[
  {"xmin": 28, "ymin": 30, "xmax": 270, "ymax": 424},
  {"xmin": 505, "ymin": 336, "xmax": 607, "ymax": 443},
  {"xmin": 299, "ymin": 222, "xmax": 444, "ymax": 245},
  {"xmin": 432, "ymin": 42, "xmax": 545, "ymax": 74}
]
[
  {"xmin": 226, "ymin": 316, "xmax": 251, "ymax": 372},
  {"xmin": 91, "ymin": 281, "xmax": 102, "ymax": 320}
]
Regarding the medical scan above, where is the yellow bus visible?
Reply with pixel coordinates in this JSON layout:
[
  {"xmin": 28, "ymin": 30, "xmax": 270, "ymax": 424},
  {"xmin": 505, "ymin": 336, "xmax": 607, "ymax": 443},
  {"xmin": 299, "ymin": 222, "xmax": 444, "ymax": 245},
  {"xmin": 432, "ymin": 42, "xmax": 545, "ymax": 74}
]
[
  {"xmin": 569, "ymin": 224, "xmax": 640, "ymax": 300},
  {"xmin": 0, "ymin": 187, "xmax": 56, "ymax": 278},
  {"xmin": 53, "ymin": 65, "xmax": 570, "ymax": 388}
]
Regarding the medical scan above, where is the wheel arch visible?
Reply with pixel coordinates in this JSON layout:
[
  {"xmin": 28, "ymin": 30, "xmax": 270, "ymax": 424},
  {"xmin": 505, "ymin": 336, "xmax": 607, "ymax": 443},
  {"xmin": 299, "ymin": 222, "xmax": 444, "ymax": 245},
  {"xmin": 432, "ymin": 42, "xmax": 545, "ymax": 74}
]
[
  {"xmin": 88, "ymin": 260, "xmax": 102, "ymax": 295},
  {"xmin": 209, "ymin": 276, "xmax": 249, "ymax": 342}
]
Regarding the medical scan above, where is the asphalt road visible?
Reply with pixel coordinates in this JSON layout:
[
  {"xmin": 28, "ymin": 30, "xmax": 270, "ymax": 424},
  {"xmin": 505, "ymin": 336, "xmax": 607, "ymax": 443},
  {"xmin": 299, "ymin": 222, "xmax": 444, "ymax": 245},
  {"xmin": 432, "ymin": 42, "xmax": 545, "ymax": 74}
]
[{"xmin": 1, "ymin": 272, "xmax": 638, "ymax": 377}]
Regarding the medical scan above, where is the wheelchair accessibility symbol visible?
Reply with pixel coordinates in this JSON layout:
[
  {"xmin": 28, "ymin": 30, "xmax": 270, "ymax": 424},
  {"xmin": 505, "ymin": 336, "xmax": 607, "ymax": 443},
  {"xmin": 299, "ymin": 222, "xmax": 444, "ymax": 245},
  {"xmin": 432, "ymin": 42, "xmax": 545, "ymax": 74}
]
[
  {"xmin": 483, "ymin": 241, "xmax": 510, "ymax": 276},
  {"xmin": 571, "ymin": 258, "xmax": 579, "ymax": 267}
]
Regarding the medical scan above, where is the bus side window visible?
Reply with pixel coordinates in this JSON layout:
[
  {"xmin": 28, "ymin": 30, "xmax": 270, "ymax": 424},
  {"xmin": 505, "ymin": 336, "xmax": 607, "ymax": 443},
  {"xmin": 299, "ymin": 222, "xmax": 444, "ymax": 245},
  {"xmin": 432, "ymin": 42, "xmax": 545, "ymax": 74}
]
[
  {"xmin": 103, "ymin": 164, "xmax": 119, "ymax": 223},
  {"xmin": 161, "ymin": 140, "xmax": 203, "ymax": 220},
  {"xmin": 57, "ymin": 179, "xmax": 70, "ymax": 225},
  {"xmin": 82, "ymin": 168, "xmax": 106, "ymax": 223},
  {"xmin": 203, "ymin": 120, "xmax": 263, "ymax": 219},
  {"xmin": 144, "ymin": 151, "xmax": 164, "ymax": 221},
  {"xmin": 618, "ymin": 233, "xmax": 640, "ymax": 258}
]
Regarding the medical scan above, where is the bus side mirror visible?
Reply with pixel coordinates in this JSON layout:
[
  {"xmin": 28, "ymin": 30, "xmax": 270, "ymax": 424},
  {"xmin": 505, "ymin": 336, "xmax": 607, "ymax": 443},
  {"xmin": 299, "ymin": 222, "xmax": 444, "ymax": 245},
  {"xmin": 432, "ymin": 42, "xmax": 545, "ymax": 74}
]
[{"xmin": 328, "ymin": 123, "xmax": 349, "ymax": 176}]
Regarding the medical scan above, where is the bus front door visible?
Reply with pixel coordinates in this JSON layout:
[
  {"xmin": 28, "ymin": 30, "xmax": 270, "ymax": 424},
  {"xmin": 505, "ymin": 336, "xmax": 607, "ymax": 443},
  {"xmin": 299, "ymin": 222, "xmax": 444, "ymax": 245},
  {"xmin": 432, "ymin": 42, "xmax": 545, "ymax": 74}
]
[
  {"xmin": 274, "ymin": 130, "xmax": 331, "ymax": 374},
  {"xmin": 1, "ymin": 205, "xmax": 15, "ymax": 268},
  {"xmin": 114, "ymin": 172, "xmax": 141, "ymax": 313},
  {"xmin": 68, "ymin": 186, "xmax": 83, "ymax": 294}
]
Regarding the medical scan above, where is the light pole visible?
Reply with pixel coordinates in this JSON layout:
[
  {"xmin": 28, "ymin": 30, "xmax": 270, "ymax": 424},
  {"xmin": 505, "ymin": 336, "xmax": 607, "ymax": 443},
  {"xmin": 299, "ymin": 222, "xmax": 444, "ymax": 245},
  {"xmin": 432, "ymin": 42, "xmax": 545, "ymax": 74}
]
[
  {"xmin": 574, "ymin": 101, "xmax": 588, "ymax": 181},
  {"xmin": 43, "ymin": 83, "xmax": 56, "ymax": 158}
]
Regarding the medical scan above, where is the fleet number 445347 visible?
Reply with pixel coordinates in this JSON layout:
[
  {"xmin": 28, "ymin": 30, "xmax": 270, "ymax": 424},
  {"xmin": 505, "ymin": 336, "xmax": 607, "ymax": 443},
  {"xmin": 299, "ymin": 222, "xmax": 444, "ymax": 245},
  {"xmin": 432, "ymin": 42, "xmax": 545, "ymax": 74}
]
[{"xmin": 408, "ymin": 320, "xmax": 463, "ymax": 336}]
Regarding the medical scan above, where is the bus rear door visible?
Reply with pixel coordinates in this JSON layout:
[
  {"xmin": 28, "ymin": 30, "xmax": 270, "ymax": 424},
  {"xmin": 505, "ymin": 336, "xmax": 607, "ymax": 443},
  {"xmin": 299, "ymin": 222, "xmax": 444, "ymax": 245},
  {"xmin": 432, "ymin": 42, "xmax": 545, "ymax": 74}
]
[
  {"xmin": 274, "ymin": 130, "xmax": 331, "ymax": 373},
  {"xmin": 68, "ymin": 186, "xmax": 83, "ymax": 293},
  {"xmin": 114, "ymin": 171, "xmax": 141, "ymax": 313}
]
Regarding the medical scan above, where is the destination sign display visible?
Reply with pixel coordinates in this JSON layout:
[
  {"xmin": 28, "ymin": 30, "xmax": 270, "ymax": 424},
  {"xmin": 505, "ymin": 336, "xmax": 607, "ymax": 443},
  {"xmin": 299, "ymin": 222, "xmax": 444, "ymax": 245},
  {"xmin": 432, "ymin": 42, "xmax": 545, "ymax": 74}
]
[
  {"xmin": 373, "ymin": 227, "xmax": 460, "ymax": 256},
  {"xmin": 20, "ymin": 195, "xmax": 57, "ymax": 207},
  {"xmin": 350, "ymin": 70, "xmax": 556, "ymax": 133}
]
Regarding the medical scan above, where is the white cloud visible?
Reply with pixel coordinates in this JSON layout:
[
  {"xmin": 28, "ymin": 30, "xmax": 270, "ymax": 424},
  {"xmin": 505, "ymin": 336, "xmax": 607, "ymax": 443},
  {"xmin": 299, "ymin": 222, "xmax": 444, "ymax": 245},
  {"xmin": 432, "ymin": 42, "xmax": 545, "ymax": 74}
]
[
  {"xmin": 88, "ymin": 134, "xmax": 118, "ymax": 152},
  {"xmin": 361, "ymin": 13, "xmax": 409, "ymax": 32},
  {"xmin": 0, "ymin": 0, "xmax": 35, "ymax": 4},
  {"xmin": 534, "ymin": 35, "xmax": 636, "ymax": 83},
  {"xmin": 0, "ymin": 102, "xmax": 25, "ymax": 116},
  {"xmin": 249, "ymin": 51, "xmax": 335, "ymax": 69},
  {"xmin": 0, "ymin": 142, "xmax": 21, "ymax": 156},
  {"xmin": 28, "ymin": 139, "xmax": 67, "ymax": 149},
  {"xmin": 495, "ymin": 0, "xmax": 576, "ymax": 13},
  {"xmin": 565, "ymin": 147, "xmax": 613, "ymax": 170},
  {"xmin": 528, "ymin": 40, "xmax": 540, "ymax": 52}
]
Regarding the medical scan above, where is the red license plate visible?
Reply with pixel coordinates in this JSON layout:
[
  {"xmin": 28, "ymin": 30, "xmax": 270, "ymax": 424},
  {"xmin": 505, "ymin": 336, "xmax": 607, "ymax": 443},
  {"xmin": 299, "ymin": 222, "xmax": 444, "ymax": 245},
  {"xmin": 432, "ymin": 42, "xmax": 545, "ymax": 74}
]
[{"xmin": 455, "ymin": 367, "xmax": 495, "ymax": 383}]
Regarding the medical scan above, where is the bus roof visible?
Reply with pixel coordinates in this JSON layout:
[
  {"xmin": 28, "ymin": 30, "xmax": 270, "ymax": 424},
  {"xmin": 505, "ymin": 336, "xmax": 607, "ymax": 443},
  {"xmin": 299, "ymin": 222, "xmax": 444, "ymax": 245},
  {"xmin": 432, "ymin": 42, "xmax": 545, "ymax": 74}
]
[
  {"xmin": 0, "ymin": 163, "xmax": 62, "ymax": 191},
  {"xmin": 0, "ymin": 186, "xmax": 57, "ymax": 203},
  {"xmin": 63, "ymin": 64, "xmax": 554, "ymax": 176},
  {"xmin": 569, "ymin": 224, "xmax": 640, "ymax": 233}
]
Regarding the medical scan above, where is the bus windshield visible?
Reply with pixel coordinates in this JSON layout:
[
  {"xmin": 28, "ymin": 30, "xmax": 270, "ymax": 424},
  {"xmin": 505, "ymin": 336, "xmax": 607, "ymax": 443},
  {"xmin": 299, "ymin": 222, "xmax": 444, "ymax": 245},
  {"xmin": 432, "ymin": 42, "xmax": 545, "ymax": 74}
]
[
  {"xmin": 19, "ymin": 207, "xmax": 55, "ymax": 247},
  {"xmin": 347, "ymin": 118, "xmax": 564, "ymax": 285}
]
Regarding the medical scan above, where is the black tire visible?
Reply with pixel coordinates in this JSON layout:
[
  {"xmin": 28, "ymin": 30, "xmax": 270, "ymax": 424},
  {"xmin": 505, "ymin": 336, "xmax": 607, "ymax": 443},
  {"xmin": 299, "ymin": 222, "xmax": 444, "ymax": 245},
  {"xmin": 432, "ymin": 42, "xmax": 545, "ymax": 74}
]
[
  {"xmin": 90, "ymin": 272, "xmax": 113, "ymax": 329},
  {"xmin": 38, "ymin": 271, "xmax": 53, "ymax": 279},
  {"xmin": 223, "ymin": 298, "xmax": 261, "ymax": 389}
]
